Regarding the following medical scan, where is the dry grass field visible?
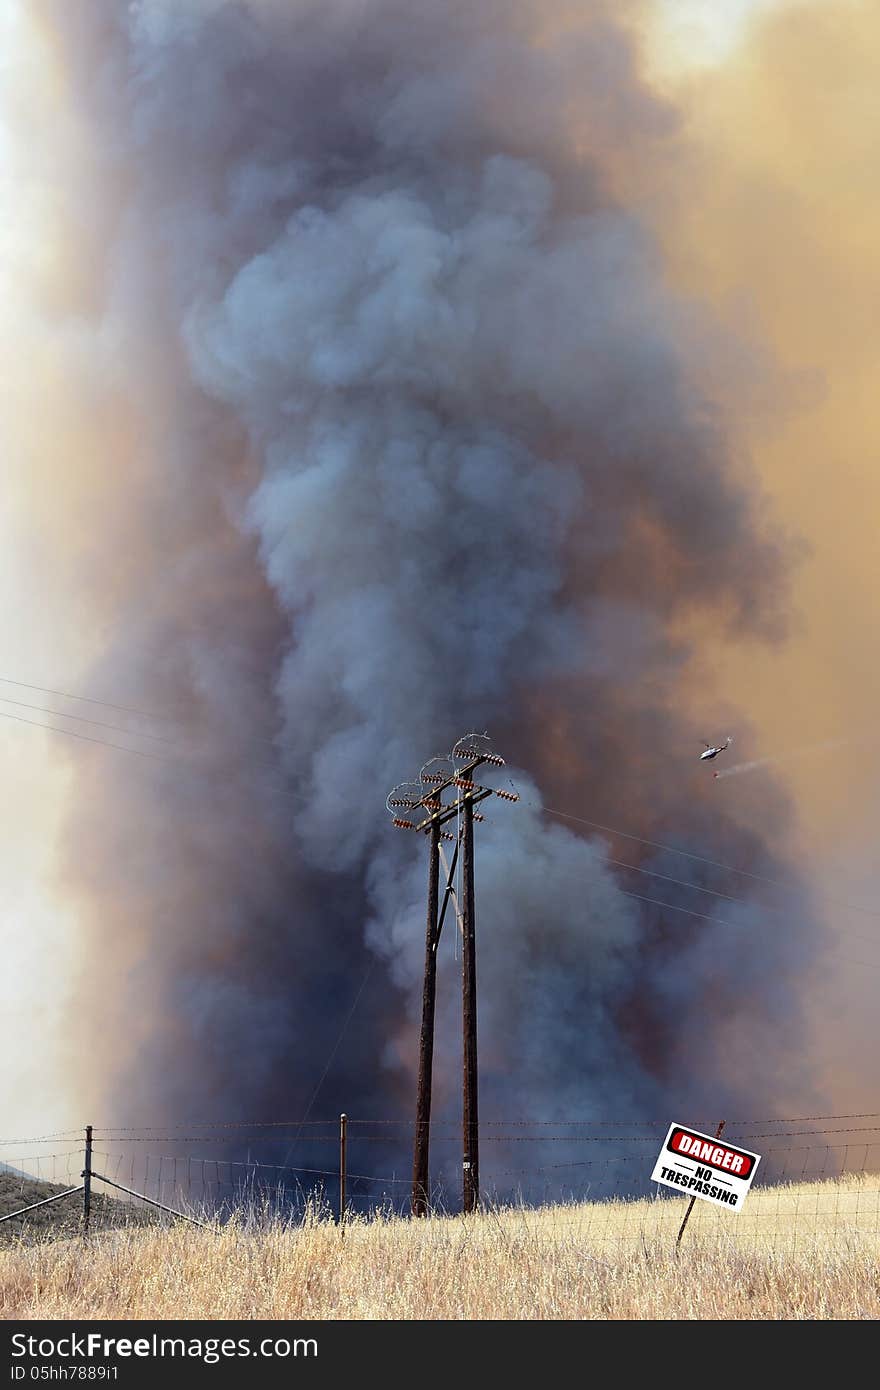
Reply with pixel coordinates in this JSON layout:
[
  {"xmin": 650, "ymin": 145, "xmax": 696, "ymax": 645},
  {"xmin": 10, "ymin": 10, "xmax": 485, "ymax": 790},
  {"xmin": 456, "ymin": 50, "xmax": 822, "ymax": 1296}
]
[{"xmin": 1, "ymin": 1175, "xmax": 878, "ymax": 1320}]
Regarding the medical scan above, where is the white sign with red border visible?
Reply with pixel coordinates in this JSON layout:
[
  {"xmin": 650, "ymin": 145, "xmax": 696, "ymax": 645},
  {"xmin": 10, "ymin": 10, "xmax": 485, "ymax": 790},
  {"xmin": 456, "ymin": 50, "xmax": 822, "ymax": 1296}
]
[{"xmin": 651, "ymin": 1123, "xmax": 761, "ymax": 1212}]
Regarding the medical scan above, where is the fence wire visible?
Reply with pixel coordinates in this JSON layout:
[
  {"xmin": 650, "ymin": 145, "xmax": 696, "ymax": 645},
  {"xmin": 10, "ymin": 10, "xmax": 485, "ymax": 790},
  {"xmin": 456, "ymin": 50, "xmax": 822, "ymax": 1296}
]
[{"xmin": 2, "ymin": 1117, "xmax": 880, "ymax": 1249}]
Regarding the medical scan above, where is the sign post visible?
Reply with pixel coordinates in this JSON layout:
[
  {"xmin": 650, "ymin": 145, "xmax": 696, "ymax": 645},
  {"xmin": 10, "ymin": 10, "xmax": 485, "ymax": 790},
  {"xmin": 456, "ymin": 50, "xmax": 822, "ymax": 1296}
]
[{"xmin": 651, "ymin": 1121, "xmax": 761, "ymax": 1238}]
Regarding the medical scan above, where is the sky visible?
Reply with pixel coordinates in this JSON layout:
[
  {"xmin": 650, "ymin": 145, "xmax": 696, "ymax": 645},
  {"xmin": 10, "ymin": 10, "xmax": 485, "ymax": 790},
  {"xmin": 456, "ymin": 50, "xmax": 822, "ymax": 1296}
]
[
  {"xmin": 647, "ymin": 0, "xmax": 880, "ymax": 1104},
  {"xmin": 651, "ymin": 0, "xmax": 791, "ymax": 71}
]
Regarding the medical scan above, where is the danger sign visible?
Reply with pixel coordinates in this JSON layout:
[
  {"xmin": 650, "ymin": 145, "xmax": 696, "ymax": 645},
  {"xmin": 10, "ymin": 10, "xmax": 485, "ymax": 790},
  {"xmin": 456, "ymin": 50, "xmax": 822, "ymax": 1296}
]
[{"xmin": 651, "ymin": 1123, "xmax": 760, "ymax": 1212}]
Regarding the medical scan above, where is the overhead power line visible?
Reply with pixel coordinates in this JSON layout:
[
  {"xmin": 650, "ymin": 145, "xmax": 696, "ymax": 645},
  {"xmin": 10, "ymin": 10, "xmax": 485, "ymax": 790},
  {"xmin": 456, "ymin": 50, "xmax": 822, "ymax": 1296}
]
[
  {"xmin": 0, "ymin": 676, "xmax": 281, "ymax": 757},
  {"xmin": 0, "ymin": 709, "xmax": 169, "ymax": 760},
  {"xmin": 533, "ymin": 801, "xmax": 880, "ymax": 923},
  {"xmin": 0, "ymin": 694, "xmax": 176, "ymax": 744},
  {"xmin": 277, "ymin": 959, "xmax": 377, "ymax": 1173},
  {"xmin": 4, "ymin": 674, "xmax": 879, "ymax": 944},
  {"xmin": 0, "ymin": 675, "xmax": 172, "ymax": 724},
  {"xmin": 547, "ymin": 854, "xmax": 880, "ymax": 954},
  {"xmin": 615, "ymin": 887, "xmax": 880, "ymax": 974}
]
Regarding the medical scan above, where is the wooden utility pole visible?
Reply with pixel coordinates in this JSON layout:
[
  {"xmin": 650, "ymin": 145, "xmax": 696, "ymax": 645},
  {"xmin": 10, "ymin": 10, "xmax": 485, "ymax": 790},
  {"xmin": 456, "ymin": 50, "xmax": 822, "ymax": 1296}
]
[
  {"xmin": 411, "ymin": 814, "xmax": 440, "ymax": 1216},
  {"xmin": 460, "ymin": 794, "xmax": 479, "ymax": 1213},
  {"xmin": 388, "ymin": 736, "xmax": 517, "ymax": 1218}
]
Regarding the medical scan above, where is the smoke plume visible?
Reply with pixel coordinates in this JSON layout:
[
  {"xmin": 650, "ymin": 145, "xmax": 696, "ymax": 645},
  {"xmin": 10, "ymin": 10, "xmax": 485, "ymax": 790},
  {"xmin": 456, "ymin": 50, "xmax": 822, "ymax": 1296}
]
[
  {"xmin": 714, "ymin": 737, "xmax": 852, "ymax": 781},
  {"xmin": 1, "ymin": 0, "xmax": 825, "ymax": 1194}
]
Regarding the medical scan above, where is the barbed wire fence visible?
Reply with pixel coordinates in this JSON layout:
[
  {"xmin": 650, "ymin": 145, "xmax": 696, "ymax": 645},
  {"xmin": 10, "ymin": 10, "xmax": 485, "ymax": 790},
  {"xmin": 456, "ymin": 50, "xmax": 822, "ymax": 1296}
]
[{"xmin": 2, "ymin": 1113, "xmax": 880, "ymax": 1252}]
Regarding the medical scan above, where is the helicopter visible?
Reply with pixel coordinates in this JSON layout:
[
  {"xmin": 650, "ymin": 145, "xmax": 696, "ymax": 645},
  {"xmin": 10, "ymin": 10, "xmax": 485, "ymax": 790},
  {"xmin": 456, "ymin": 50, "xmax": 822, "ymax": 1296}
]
[{"xmin": 699, "ymin": 736, "xmax": 733, "ymax": 762}]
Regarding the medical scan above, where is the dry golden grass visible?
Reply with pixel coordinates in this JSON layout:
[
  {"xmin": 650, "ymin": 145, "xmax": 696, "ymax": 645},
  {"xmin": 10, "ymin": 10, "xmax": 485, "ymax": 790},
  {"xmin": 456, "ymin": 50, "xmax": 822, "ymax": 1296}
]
[{"xmin": 1, "ymin": 1175, "xmax": 878, "ymax": 1320}]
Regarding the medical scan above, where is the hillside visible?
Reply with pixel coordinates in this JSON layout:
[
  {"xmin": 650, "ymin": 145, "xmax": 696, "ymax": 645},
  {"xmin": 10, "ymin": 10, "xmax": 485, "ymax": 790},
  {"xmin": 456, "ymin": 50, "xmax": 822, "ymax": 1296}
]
[
  {"xmin": 1, "ymin": 1175, "xmax": 877, "ymax": 1319},
  {"xmin": 0, "ymin": 1169, "xmax": 158, "ymax": 1245}
]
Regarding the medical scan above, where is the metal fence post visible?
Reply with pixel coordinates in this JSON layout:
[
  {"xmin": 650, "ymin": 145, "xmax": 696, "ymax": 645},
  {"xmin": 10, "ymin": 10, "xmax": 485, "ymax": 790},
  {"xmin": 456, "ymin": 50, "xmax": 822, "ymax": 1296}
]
[
  {"xmin": 339, "ymin": 1113, "xmax": 347, "ymax": 1224},
  {"xmin": 83, "ymin": 1124, "xmax": 93, "ymax": 1236}
]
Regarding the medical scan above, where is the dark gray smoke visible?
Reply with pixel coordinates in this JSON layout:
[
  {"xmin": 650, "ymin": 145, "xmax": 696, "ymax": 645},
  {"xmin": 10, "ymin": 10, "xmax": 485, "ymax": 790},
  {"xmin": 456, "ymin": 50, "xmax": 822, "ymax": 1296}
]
[{"xmin": 17, "ymin": 0, "xmax": 819, "ymax": 1196}]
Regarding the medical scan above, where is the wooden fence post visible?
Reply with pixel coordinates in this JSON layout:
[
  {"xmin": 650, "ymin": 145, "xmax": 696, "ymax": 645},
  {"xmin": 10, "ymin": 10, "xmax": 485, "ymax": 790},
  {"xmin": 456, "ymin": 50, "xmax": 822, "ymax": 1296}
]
[{"xmin": 676, "ymin": 1120, "xmax": 725, "ymax": 1249}]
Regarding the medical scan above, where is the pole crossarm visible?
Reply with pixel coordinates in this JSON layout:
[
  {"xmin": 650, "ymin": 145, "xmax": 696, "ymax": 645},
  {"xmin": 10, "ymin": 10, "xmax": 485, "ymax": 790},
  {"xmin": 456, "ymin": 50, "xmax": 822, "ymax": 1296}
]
[
  {"xmin": 388, "ymin": 751, "xmax": 513, "ymax": 832},
  {"xmin": 414, "ymin": 786, "xmax": 493, "ymax": 833},
  {"xmin": 414, "ymin": 754, "xmax": 492, "ymax": 808}
]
